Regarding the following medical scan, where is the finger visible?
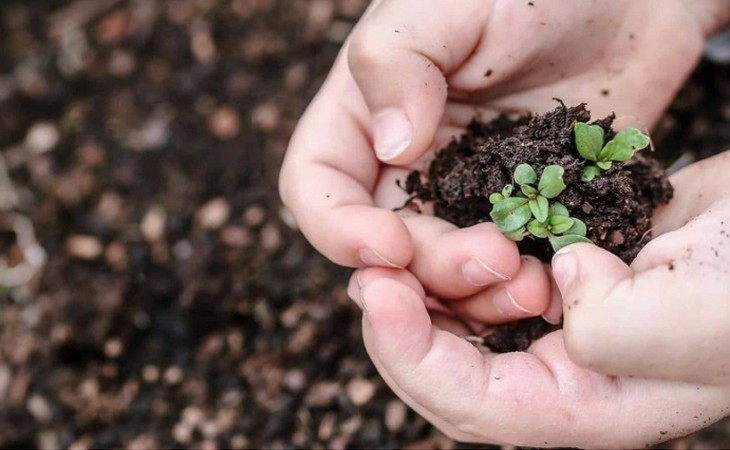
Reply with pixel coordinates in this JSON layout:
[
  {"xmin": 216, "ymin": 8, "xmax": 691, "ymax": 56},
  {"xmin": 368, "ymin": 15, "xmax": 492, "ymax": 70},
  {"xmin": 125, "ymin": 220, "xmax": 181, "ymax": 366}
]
[
  {"xmin": 541, "ymin": 264, "xmax": 564, "ymax": 325},
  {"xmin": 347, "ymin": 267, "xmax": 426, "ymax": 311},
  {"xmin": 347, "ymin": 0, "xmax": 490, "ymax": 163},
  {"xmin": 554, "ymin": 238, "xmax": 730, "ymax": 385},
  {"xmin": 404, "ymin": 215, "xmax": 522, "ymax": 299},
  {"xmin": 360, "ymin": 277, "xmax": 730, "ymax": 447},
  {"xmin": 449, "ymin": 256, "xmax": 552, "ymax": 324},
  {"xmin": 280, "ymin": 53, "xmax": 413, "ymax": 268}
]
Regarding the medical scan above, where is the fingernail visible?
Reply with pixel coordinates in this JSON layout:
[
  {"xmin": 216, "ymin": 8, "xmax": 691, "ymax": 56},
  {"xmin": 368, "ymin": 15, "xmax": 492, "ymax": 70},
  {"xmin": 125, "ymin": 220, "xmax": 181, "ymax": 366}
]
[
  {"xmin": 373, "ymin": 109, "xmax": 412, "ymax": 161},
  {"xmin": 359, "ymin": 247, "xmax": 402, "ymax": 268},
  {"xmin": 493, "ymin": 289, "xmax": 536, "ymax": 316},
  {"xmin": 541, "ymin": 313, "xmax": 562, "ymax": 325},
  {"xmin": 462, "ymin": 257, "xmax": 510, "ymax": 286},
  {"xmin": 552, "ymin": 248, "xmax": 578, "ymax": 296}
]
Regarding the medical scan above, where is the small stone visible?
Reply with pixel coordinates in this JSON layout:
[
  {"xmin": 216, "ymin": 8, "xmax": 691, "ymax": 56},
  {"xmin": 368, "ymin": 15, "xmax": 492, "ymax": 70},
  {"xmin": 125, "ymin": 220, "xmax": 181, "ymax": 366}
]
[
  {"xmin": 251, "ymin": 102, "xmax": 280, "ymax": 131},
  {"xmin": 346, "ymin": 378, "xmax": 377, "ymax": 406},
  {"xmin": 25, "ymin": 123, "xmax": 60, "ymax": 154},
  {"xmin": 385, "ymin": 399, "xmax": 408, "ymax": 432},
  {"xmin": 66, "ymin": 235, "xmax": 103, "ymax": 260},
  {"xmin": 172, "ymin": 422, "xmax": 192, "ymax": 444},
  {"xmin": 243, "ymin": 205, "xmax": 266, "ymax": 227},
  {"xmin": 229, "ymin": 435, "xmax": 248, "ymax": 449},
  {"xmin": 305, "ymin": 381, "xmax": 340, "ymax": 407},
  {"xmin": 172, "ymin": 240, "xmax": 193, "ymax": 260},
  {"xmin": 108, "ymin": 49, "xmax": 136, "ymax": 77},
  {"xmin": 127, "ymin": 434, "xmax": 159, "ymax": 450},
  {"xmin": 95, "ymin": 10, "xmax": 131, "ymax": 45},
  {"xmin": 318, "ymin": 412, "xmax": 337, "ymax": 441},
  {"xmin": 105, "ymin": 241, "xmax": 128, "ymax": 270},
  {"xmin": 182, "ymin": 406, "xmax": 204, "ymax": 426},
  {"xmin": 103, "ymin": 338, "xmax": 123, "ymax": 358},
  {"xmin": 198, "ymin": 198, "xmax": 230, "ymax": 230},
  {"xmin": 142, "ymin": 365, "xmax": 160, "ymax": 383},
  {"xmin": 141, "ymin": 206, "xmax": 167, "ymax": 243},
  {"xmin": 260, "ymin": 223, "xmax": 281, "ymax": 252},
  {"xmin": 220, "ymin": 226, "xmax": 252, "ymax": 248},
  {"xmin": 283, "ymin": 369, "xmax": 307, "ymax": 392},
  {"xmin": 209, "ymin": 107, "xmax": 240, "ymax": 139},
  {"xmin": 199, "ymin": 440, "xmax": 217, "ymax": 450},
  {"xmin": 163, "ymin": 366, "xmax": 184, "ymax": 385},
  {"xmin": 27, "ymin": 394, "xmax": 53, "ymax": 423}
]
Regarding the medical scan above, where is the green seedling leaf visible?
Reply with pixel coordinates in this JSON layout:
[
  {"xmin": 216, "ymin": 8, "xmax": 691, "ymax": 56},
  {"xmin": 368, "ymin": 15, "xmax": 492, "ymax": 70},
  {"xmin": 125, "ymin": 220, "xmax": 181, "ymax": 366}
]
[
  {"xmin": 490, "ymin": 197, "xmax": 531, "ymax": 232},
  {"xmin": 538, "ymin": 165, "xmax": 566, "ymax": 198},
  {"xmin": 489, "ymin": 193, "xmax": 503, "ymax": 204},
  {"xmin": 527, "ymin": 219, "xmax": 549, "ymax": 238},
  {"xmin": 549, "ymin": 234, "xmax": 593, "ymax": 253},
  {"xmin": 566, "ymin": 218, "xmax": 587, "ymax": 237},
  {"xmin": 548, "ymin": 215, "xmax": 575, "ymax": 235},
  {"xmin": 574, "ymin": 122, "xmax": 604, "ymax": 161},
  {"xmin": 581, "ymin": 165, "xmax": 601, "ymax": 182},
  {"xmin": 521, "ymin": 184, "xmax": 538, "ymax": 198},
  {"xmin": 596, "ymin": 160, "xmax": 612, "ymax": 170},
  {"xmin": 501, "ymin": 184, "xmax": 513, "ymax": 198},
  {"xmin": 613, "ymin": 127, "xmax": 650, "ymax": 151},
  {"xmin": 514, "ymin": 164, "xmax": 537, "ymax": 185},
  {"xmin": 528, "ymin": 196, "xmax": 549, "ymax": 222},
  {"xmin": 504, "ymin": 227, "xmax": 526, "ymax": 241},
  {"xmin": 549, "ymin": 202, "xmax": 569, "ymax": 217}
]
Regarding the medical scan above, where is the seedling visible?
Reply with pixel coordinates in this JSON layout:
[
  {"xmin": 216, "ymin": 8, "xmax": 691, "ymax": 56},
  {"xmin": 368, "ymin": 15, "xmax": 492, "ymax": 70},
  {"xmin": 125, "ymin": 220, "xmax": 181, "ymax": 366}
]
[
  {"xmin": 574, "ymin": 123, "xmax": 651, "ymax": 182},
  {"xmin": 489, "ymin": 164, "xmax": 591, "ymax": 252}
]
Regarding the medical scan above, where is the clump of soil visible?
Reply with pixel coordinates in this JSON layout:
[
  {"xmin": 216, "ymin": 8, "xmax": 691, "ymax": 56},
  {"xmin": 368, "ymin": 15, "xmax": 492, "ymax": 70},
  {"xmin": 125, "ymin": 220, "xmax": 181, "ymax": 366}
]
[
  {"xmin": 403, "ymin": 102, "xmax": 674, "ymax": 353},
  {"xmin": 405, "ymin": 101, "xmax": 673, "ymax": 264}
]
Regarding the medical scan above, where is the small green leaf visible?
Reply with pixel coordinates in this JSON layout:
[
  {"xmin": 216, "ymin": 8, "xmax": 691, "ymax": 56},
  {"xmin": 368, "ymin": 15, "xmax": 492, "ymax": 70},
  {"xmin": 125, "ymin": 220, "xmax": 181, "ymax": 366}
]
[
  {"xmin": 596, "ymin": 160, "xmax": 612, "ymax": 170},
  {"xmin": 504, "ymin": 227, "xmax": 526, "ymax": 241},
  {"xmin": 548, "ymin": 215, "xmax": 575, "ymax": 235},
  {"xmin": 549, "ymin": 202, "xmax": 569, "ymax": 217},
  {"xmin": 528, "ymin": 196, "xmax": 549, "ymax": 222},
  {"xmin": 521, "ymin": 184, "xmax": 538, "ymax": 198},
  {"xmin": 527, "ymin": 219, "xmax": 549, "ymax": 238},
  {"xmin": 489, "ymin": 193, "xmax": 503, "ymax": 204},
  {"xmin": 490, "ymin": 197, "xmax": 531, "ymax": 232},
  {"xmin": 537, "ymin": 165, "xmax": 566, "ymax": 198},
  {"xmin": 581, "ymin": 165, "xmax": 601, "ymax": 182},
  {"xmin": 501, "ymin": 184, "xmax": 514, "ymax": 198},
  {"xmin": 548, "ymin": 234, "xmax": 593, "ymax": 253},
  {"xmin": 566, "ymin": 218, "xmax": 587, "ymax": 237},
  {"xmin": 613, "ymin": 128, "xmax": 650, "ymax": 151},
  {"xmin": 514, "ymin": 164, "xmax": 537, "ymax": 185},
  {"xmin": 574, "ymin": 122, "xmax": 604, "ymax": 161}
]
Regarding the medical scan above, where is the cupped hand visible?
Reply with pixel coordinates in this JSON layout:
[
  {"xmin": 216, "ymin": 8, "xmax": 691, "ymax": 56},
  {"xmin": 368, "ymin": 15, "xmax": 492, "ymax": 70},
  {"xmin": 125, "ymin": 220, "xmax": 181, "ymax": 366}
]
[
  {"xmin": 346, "ymin": 151, "xmax": 730, "ymax": 448},
  {"xmin": 556, "ymin": 151, "xmax": 730, "ymax": 386},
  {"xmin": 280, "ymin": 0, "xmax": 726, "ymax": 323}
]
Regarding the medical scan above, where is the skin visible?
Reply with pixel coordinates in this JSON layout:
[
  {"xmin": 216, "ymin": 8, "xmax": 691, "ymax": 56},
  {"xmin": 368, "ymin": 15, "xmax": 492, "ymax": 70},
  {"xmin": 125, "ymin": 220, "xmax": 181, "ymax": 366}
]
[{"xmin": 280, "ymin": 0, "xmax": 730, "ymax": 447}]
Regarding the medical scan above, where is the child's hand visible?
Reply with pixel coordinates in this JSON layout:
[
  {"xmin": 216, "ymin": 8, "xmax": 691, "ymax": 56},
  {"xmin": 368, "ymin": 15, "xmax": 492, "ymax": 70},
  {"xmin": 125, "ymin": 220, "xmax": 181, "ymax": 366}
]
[
  {"xmin": 348, "ymin": 266, "xmax": 730, "ymax": 448},
  {"xmin": 280, "ymin": 0, "xmax": 725, "ymax": 324},
  {"xmin": 555, "ymin": 151, "xmax": 730, "ymax": 385}
]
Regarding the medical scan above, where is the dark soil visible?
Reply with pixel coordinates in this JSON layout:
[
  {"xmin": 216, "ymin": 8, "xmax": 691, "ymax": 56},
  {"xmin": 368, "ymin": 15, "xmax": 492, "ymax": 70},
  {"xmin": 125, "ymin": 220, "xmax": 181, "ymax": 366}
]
[
  {"xmin": 405, "ymin": 102, "xmax": 673, "ymax": 264},
  {"xmin": 0, "ymin": 0, "xmax": 729, "ymax": 449}
]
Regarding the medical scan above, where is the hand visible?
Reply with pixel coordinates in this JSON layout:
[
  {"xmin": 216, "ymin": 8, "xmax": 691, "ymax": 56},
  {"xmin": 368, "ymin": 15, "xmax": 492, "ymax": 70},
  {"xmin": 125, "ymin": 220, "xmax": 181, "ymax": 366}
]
[
  {"xmin": 347, "ymin": 152, "xmax": 730, "ymax": 448},
  {"xmin": 280, "ymin": 0, "xmax": 728, "ymax": 323},
  {"xmin": 555, "ymin": 151, "xmax": 730, "ymax": 386}
]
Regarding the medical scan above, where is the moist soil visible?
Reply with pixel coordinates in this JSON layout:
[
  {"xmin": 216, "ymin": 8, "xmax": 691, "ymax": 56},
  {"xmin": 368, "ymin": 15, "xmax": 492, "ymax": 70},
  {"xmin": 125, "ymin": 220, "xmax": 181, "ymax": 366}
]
[
  {"xmin": 404, "ymin": 102, "xmax": 673, "ymax": 354},
  {"xmin": 405, "ymin": 101, "xmax": 673, "ymax": 265},
  {"xmin": 1, "ymin": 1, "xmax": 730, "ymax": 449}
]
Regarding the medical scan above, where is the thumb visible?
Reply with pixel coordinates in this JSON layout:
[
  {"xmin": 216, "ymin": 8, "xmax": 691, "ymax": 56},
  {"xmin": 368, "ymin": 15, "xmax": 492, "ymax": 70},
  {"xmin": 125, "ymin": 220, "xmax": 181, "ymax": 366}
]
[
  {"xmin": 553, "ymin": 242, "xmax": 730, "ymax": 385},
  {"xmin": 347, "ymin": 0, "xmax": 491, "ymax": 163}
]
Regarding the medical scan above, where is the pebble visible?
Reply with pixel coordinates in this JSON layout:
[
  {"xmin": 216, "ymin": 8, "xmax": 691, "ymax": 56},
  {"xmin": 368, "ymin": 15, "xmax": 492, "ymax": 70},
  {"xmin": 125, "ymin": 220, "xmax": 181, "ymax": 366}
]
[
  {"xmin": 385, "ymin": 399, "xmax": 408, "ymax": 432},
  {"xmin": 318, "ymin": 412, "xmax": 337, "ymax": 441},
  {"xmin": 25, "ymin": 123, "xmax": 60, "ymax": 154},
  {"xmin": 103, "ymin": 338, "xmax": 123, "ymax": 358},
  {"xmin": 283, "ymin": 369, "xmax": 307, "ymax": 392},
  {"xmin": 141, "ymin": 206, "xmax": 167, "ymax": 243},
  {"xmin": 346, "ymin": 378, "xmax": 377, "ymax": 406},
  {"xmin": 305, "ymin": 381, "xmax": 340, "ymax": 407},
  {"xmin": 163, "ymin": 366, "xmax": 184, "ymax": 385},
  {"xmin": 243, "ymin": 204, "xmax": 266, "ymax": 227},
  {"xmin": 142, "ymin": 365, "xmax": 160, "ymax": 383},
  {"xmin": 251, "ymin": 102, "xmax": 280, "ymax": 132},
  {"xmin": 27, "ymin": 394, "xmax": 53, "ymax": 423},
  {"xmin": 105, "ymin": 241, "xmax": 128, "ymax": 271},
  {"xmin": 66, "ymin": 235, "xmax": 103, "ymax": 260},
  {"xmin": 220, "ymin": 226, "xmax": 252, "ymax": 248},
  {"xmin": 209, "ymin": 107, "xmax": 240, "ymax": 139},
  {"xmin": 108, "ymin": 49, "xmax": 136, "ymax": 77},
  {"xmin": 198, "ymin": 198, "xmax": 230, "ymax": 230},
  {"xmin": 260, "ymin": 223, "xmax": 281, "ymax": 252},
  {"xmin": 126, "ymin": 434, "xmax": 159, "ymax": 450}
]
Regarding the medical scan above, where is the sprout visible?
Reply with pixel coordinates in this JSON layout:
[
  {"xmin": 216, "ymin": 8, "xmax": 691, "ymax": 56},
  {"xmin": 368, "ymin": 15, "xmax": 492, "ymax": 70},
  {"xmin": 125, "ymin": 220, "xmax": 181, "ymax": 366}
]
[{"xmin": 574, "ymin": 123, "xmax": 651, "ymax": 182}]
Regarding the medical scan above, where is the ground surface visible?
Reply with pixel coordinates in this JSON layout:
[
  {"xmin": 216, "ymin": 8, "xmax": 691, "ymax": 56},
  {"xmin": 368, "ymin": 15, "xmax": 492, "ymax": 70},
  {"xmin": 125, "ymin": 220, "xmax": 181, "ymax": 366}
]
[{"xmin": 0, "ymin": 1, "xmax": 729, "ymax": 449}]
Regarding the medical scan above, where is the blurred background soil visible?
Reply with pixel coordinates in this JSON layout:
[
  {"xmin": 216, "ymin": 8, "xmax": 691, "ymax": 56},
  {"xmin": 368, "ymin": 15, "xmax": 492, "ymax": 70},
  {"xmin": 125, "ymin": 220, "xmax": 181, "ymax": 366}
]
[{"xmin": 0, "ymin": 1, "xmax": 729, "ymax": 449}]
